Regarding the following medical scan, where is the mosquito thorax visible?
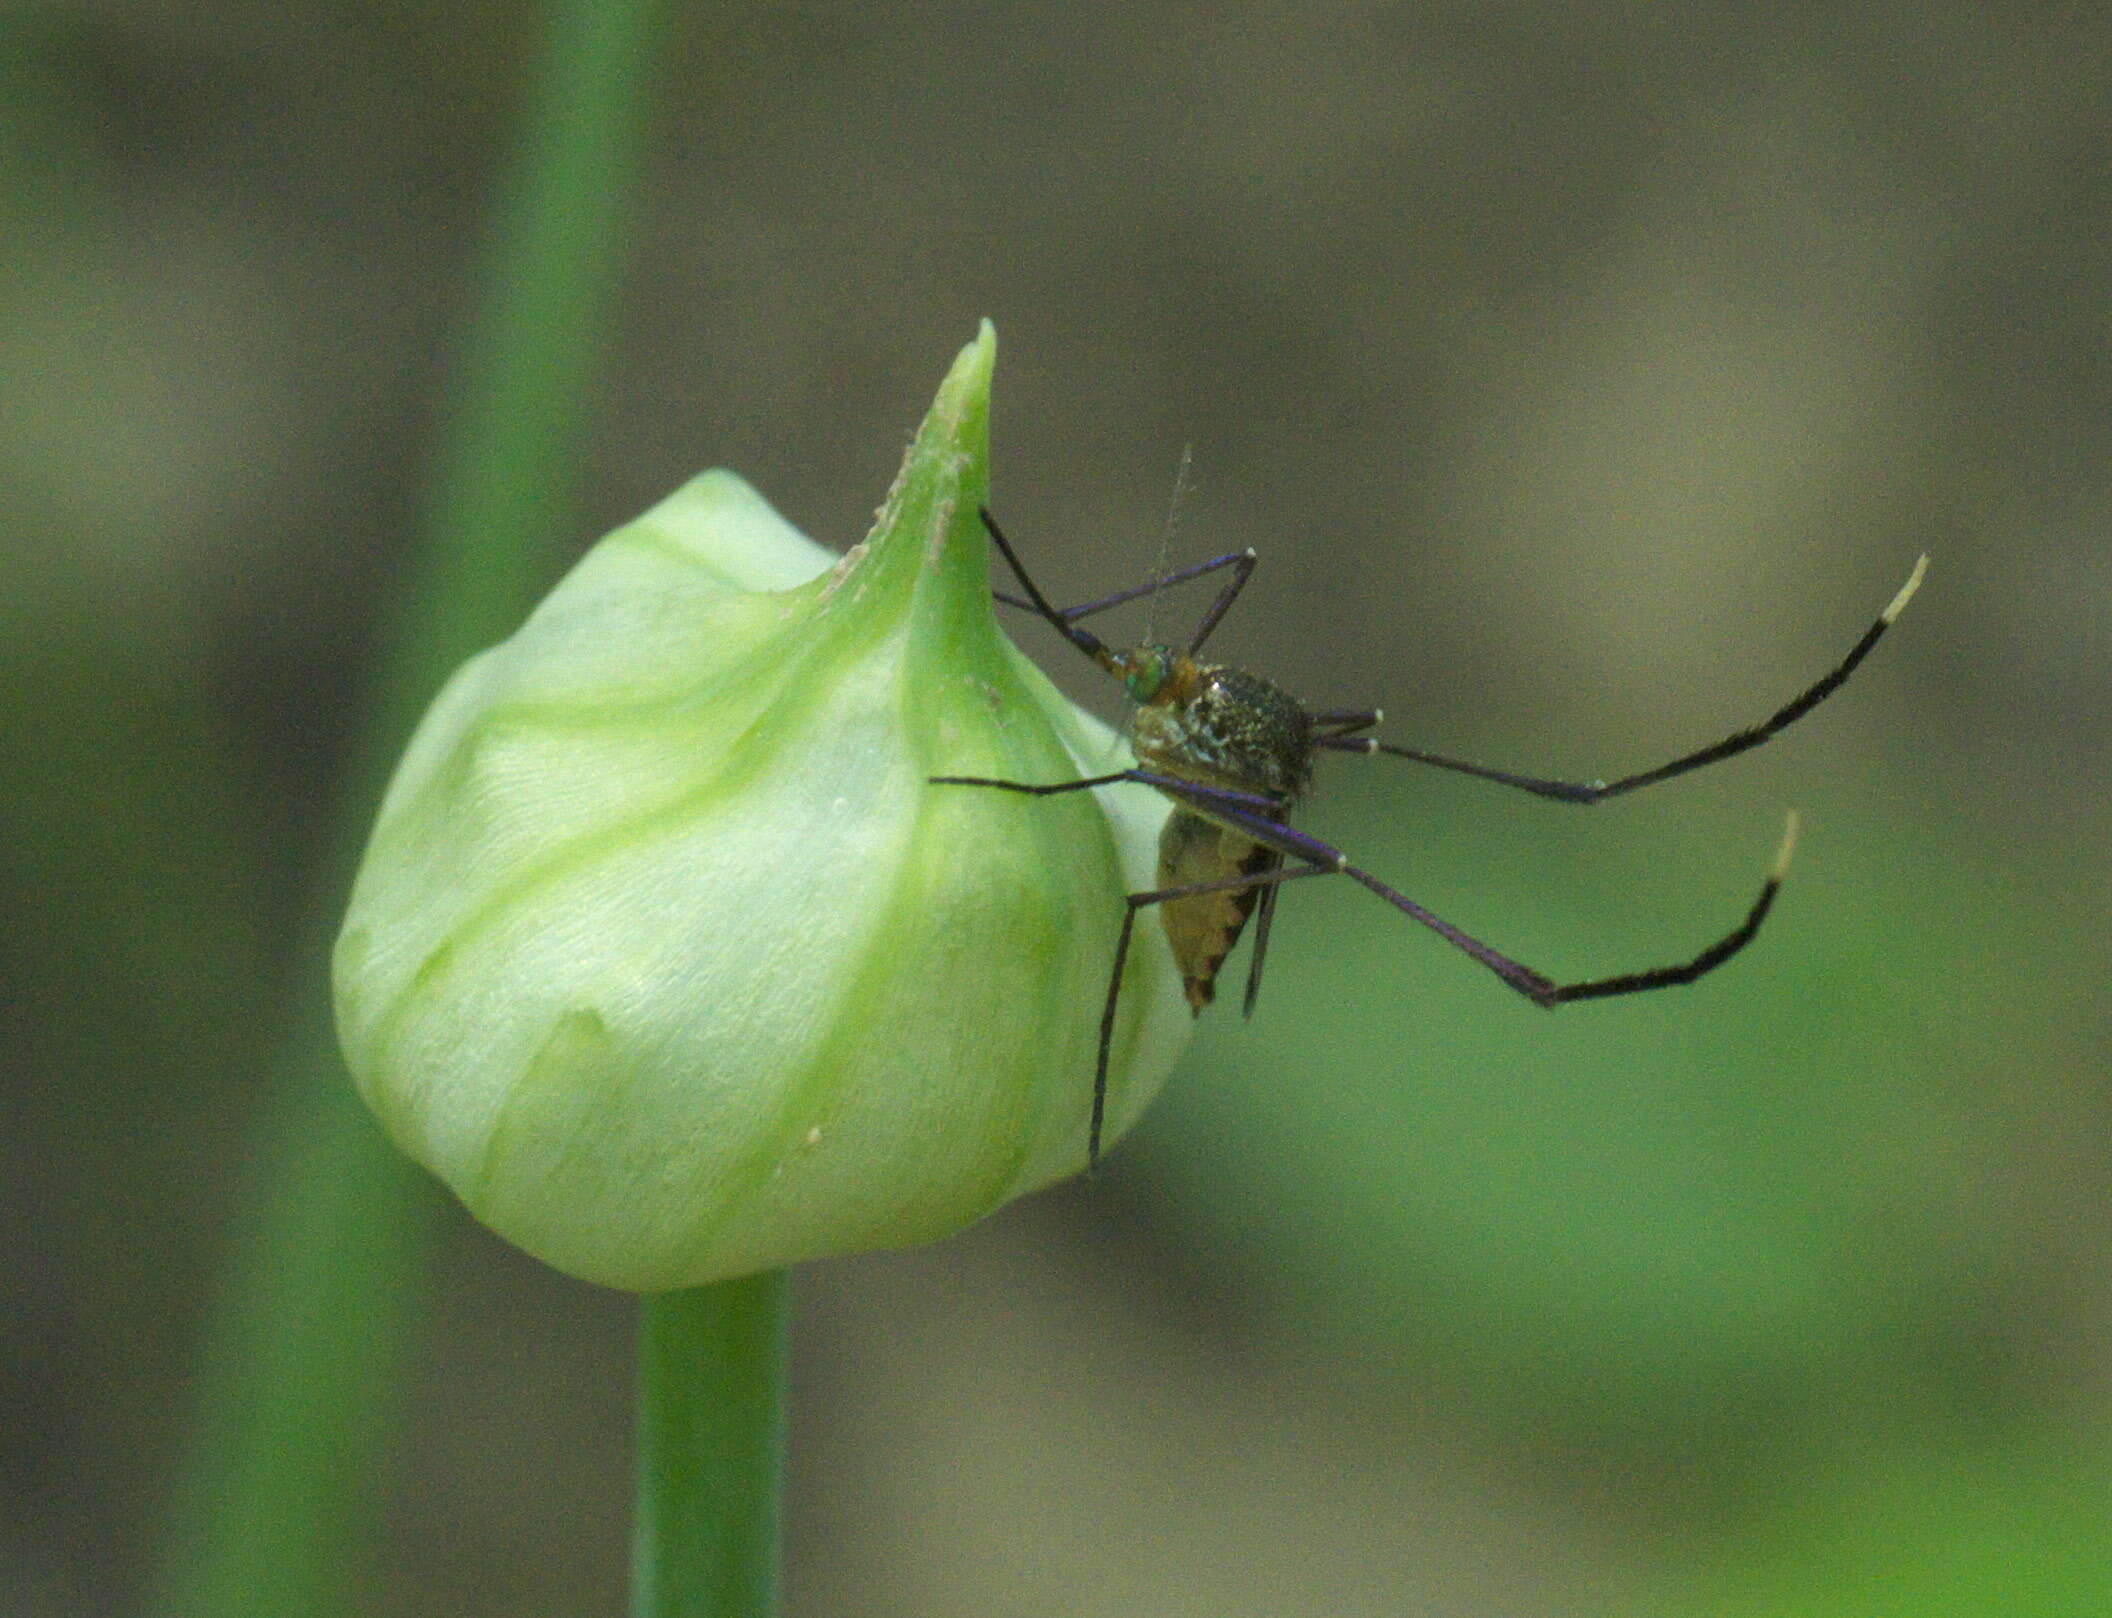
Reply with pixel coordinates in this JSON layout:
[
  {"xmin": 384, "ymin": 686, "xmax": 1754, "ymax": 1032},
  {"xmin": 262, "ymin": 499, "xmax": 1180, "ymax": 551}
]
[{"xmin": 1124, "ymin": 652, "xmax": 1314, "ymax": 803}]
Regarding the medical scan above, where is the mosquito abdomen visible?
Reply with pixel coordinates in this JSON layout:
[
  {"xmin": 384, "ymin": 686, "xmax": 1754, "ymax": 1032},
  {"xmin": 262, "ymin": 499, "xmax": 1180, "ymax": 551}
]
[{"xmin": 1155, "ymin": 807, "xmax": 1284, "ymax": 1012}]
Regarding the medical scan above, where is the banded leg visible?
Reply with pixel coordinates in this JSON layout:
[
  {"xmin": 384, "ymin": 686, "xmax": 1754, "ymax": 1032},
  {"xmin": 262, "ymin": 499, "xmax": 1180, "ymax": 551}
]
[
  {"xmin": 1179, "ymin": 785, "xmax": 1802, "ymax": 1012},
  {"xmin": 1319, "ymin": 555, "xmax": 1926, "ymax": 804},
  {"xmin": 932, "ymin": 766, "xmax": 1802, "ymax": 1167}
]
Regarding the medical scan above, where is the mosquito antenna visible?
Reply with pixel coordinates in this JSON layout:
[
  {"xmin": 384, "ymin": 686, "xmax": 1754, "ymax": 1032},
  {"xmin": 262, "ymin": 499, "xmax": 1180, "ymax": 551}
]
[
  {"xmin": 1148, "ymin": 447, "xmax": 1199, "ymax": 654},
  {"xmin": 1152, "ymin": 443, "xmax": 1263, "ymax": 655},
  {"xmin": 1117, "ymin": 444, "xmax": 1196, "ymax": 761}
]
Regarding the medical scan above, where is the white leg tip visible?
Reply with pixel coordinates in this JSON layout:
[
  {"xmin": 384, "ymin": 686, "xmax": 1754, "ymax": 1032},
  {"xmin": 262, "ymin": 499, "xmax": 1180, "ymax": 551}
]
[
  {"xmin": 1883, "ymin": 554, "xmax": 1929, "ymax": 624},
  {"xmin": 1770, "ymin": 809, "xmax": 1802, "ymax": 881}
]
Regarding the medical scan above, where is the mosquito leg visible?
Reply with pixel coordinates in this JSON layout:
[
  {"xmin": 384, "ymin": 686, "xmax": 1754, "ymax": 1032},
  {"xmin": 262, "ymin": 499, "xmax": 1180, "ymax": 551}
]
[
  {"xmin": 1309, "ymin": 708, "xmax": 1381, "ymax": 739},
  {"xmin": 1091, "ymin": 900, "xmax": 1145, "ymax": 1170},
  {"xmin": 1091, "ymin": 860, "xmax": 1335, "ymax": 1167},
  {"xmin": 1241, "ymin": 879, "xmax": 1282, "ymax": 1019},
  {"xmin": 1546, "ymin": 813, "xmax": 1800, "ymax": 1002},
  {"xmin": 979, "ymin": 507, "xmax": 1119, "ymax": 673},
  {"xmin": 1175, "ymin": 787, "xmax": 1802, "ymax": 1013},
  {"xmin": 930, "ymin": 767, "xmax": 1288, "ymax": 819},
  {"xmin": 979, "ymin": 506, "xmax": 1264, "ymax": 672},
  {"xmin": 931, "ymin": 770, "xmax": 1300, "ymax": 1155},
  {"xmin": 1185, "ymin": 551, "xmax": 1259, "ymax": 652},
  {"xmin": 927, "ymin": 771, "xmax": 1140, "ymax": 796},
  {"xmin": 1321, "ymin": 555, "xmax": 1926, "ymax": 804},
  {"xmin": 994, "ymin": 549, "xmax": 1257, "ymax": 624}
]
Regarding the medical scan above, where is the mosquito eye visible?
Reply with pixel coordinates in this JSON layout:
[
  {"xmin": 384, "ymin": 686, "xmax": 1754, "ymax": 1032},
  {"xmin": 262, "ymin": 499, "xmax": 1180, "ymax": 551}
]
[{"xmin": 1124, "ymin": 651, "xmax": 1168, "ymax": 702}]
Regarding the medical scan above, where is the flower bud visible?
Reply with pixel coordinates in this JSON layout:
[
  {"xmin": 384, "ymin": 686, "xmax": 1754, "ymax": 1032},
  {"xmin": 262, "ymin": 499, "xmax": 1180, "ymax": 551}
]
[{"xmin": 333, "ymin": 326, "xmax": 1190, "ymax": 1290}]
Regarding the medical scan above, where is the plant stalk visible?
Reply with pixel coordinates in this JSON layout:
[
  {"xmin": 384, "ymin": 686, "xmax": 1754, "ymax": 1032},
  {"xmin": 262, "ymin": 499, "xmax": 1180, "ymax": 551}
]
[{"xmin": 632, "ymin": 1272, "xmax": 793, "ymax": 1618}]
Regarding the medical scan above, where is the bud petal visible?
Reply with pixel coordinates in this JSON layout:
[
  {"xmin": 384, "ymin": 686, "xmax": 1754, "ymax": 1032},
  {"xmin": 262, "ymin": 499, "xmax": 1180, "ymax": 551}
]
[{"xmin": 334, "ymin": 325, "xmax": 1190, "ymax": 1290}]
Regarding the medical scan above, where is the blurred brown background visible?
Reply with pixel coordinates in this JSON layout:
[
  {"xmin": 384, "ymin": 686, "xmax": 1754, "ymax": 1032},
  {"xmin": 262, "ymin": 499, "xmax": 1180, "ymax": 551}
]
[{"xmin": 6, "ymin": 3, "xmax": 2110, "ymax": 1614}]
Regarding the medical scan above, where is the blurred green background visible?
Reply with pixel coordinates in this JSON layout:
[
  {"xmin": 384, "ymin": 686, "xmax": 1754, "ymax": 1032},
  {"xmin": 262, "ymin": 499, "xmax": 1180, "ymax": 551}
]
[{"xmin": 6, "ymin": 3, "xmax": 2109, "ymax": 1614}]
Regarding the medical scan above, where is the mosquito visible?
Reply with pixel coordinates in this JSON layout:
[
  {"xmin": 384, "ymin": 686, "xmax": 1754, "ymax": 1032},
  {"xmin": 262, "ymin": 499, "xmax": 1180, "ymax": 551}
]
[{"xmin": 934, "ymin": 508, "xmax": 1927, "ymax": 1168}]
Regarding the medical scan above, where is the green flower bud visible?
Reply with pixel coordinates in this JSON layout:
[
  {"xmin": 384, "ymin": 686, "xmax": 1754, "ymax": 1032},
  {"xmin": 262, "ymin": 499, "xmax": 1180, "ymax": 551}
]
[{"xmin": 334, "ymin": 326, "xmax": 1190, "ymax": 1290}]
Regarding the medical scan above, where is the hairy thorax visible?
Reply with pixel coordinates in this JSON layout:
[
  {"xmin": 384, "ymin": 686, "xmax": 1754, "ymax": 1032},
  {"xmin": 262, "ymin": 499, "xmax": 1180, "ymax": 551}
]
[{"xmin": 1128, "ymin": 660, "xmax": 1313, "ymax": 806}]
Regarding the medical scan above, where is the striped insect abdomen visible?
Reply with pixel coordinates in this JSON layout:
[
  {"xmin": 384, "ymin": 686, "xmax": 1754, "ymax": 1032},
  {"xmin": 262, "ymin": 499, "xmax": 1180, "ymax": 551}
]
[{"xmin": 1156, "ymin": 806, "xmax": 1282, "ymax": 1013}]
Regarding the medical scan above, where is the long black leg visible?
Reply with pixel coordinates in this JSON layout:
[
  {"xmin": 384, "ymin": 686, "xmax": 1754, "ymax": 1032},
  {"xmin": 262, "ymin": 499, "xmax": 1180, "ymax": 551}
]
[
  {"xmin": 994, "ymin": 549, "xmax": 1255, "ymax": 625},
  {"xmin": 1170, "ymin": 785, "xmax": 1802, "ymax": 1012},
  {"xmin": 1545, "ymin": 824, "xmax": 1793, "ymax": 1002},
  {"xmin": 927, "ymin": 770, "xmax": 1140, "ymax": 796},
  {"xmin": 1309, "ymin": 708, "xmax": 1381, "ymax": 739},
  {"xmin": 1184, "ymin": 550, "xmax": 1258, "ymax": 653},
  {"xmin": 1321, "ymin": 555, "xmax": 1926, "ymax": 804},
  {"xmin": 980, "ymin": 507, "xmax": 1119, "ymax": 672},
  {"xmin": 981, "ymin": 506, "xmax": 1261, "ymax": 661},
  {"xmin": 1091, "ymin": 861, "xmax": 1335, "ymax": 1166},
  {"xmin": 1241, "ymin": 880, "xmax": 1282, "ymax": 1018},
  {"xmin": 934, "ymin": 764, "xmax": 1803, "ymax": 1162},
  {"xmin": 930, "ymin": 766, "xmax": 1288, "ymax": 818}
]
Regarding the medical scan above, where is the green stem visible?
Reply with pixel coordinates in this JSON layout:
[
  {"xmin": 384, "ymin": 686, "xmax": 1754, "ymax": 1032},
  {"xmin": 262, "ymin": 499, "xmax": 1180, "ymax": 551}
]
[
  {"xmin": 149, "ymin": 2, "xmax": 666, "ymax": 1614},
  {"xmin": 633, "ymin": 1272, "xmax": 793, "ymax": 1618}
]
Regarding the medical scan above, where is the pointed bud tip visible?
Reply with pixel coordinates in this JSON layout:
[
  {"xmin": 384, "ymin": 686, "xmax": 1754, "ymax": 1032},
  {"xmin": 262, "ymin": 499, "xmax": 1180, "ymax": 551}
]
[
  {"xmin": 856, "ymin": 323, "xmax": 1003, "ymax": 625},
  {"xmin": 932, "ymin": 319, "xmax": 997, "ymax": 418}
]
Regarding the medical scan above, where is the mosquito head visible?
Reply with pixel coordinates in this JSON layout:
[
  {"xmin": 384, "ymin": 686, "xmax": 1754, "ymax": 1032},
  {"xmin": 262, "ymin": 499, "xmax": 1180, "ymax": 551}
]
[{"xmin": 1114, "ymin": 644, "xmax": 1185, "ymax": 706}]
